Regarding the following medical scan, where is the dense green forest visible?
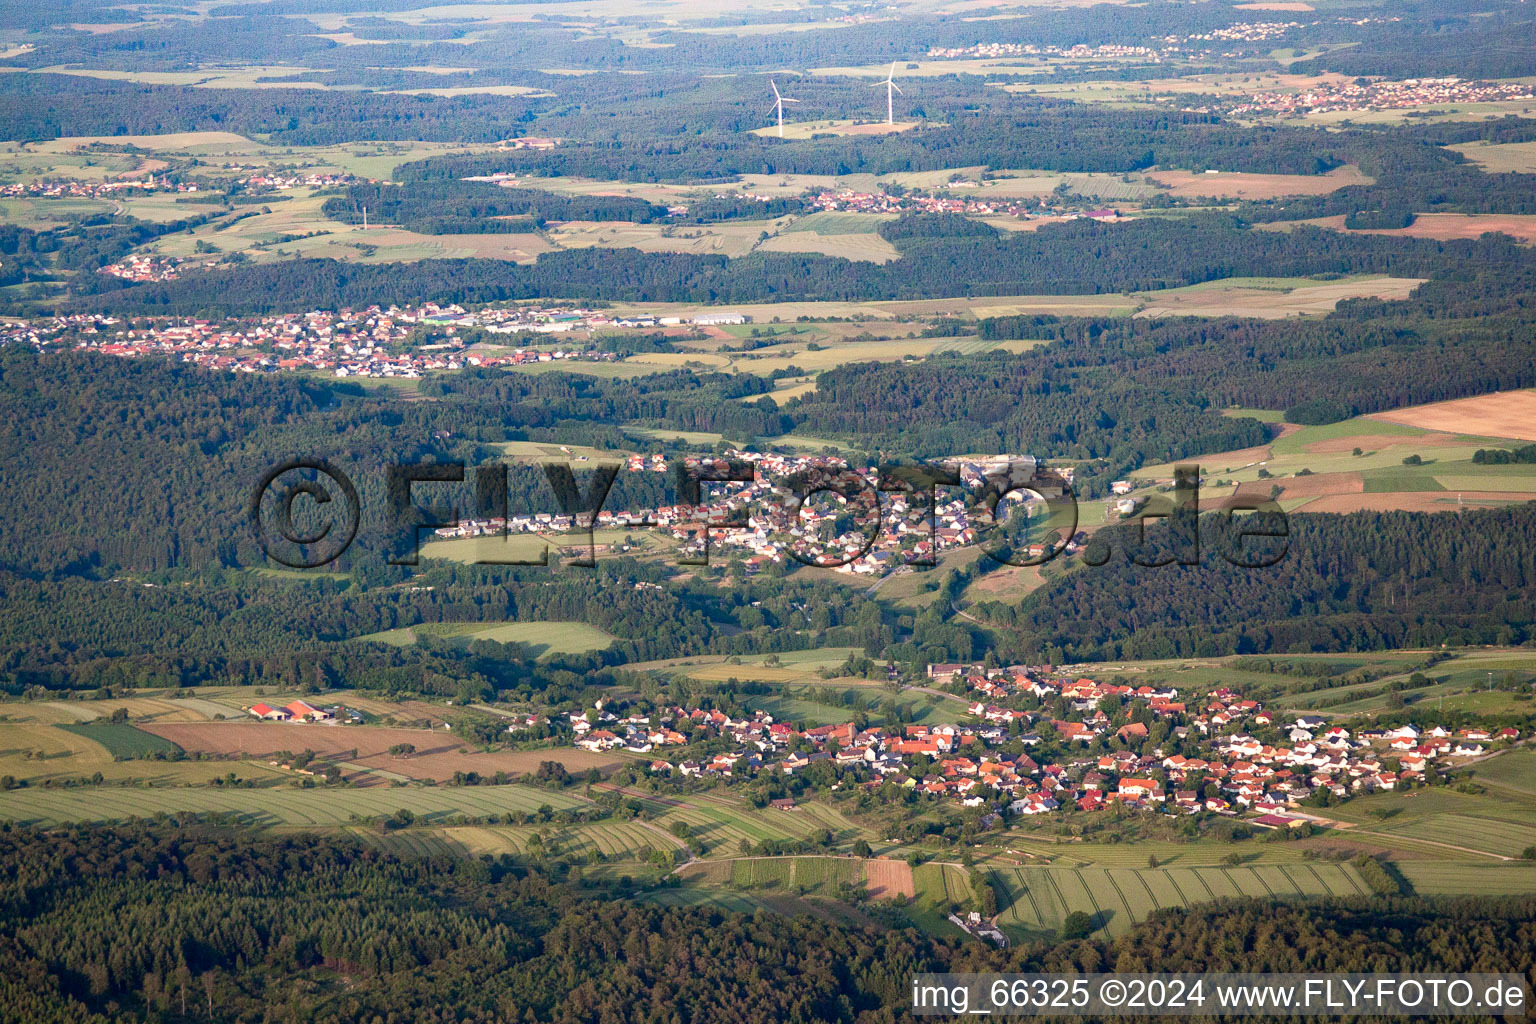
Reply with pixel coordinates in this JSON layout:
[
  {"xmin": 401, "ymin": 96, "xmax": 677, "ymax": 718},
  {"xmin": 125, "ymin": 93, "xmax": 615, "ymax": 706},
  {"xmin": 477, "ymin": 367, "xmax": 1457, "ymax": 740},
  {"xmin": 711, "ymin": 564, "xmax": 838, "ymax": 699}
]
[
  {"xmin": 0, "ymin": 824, "xmax": 1530, "ymax": 1022},
  {"xmin": 797, "ymin": 272, "xmax": 1536, "ymax": 475},
  {"xmin": 0, "ymin": 349, "xmax": 779, "ymax": 575},
  {"xmin": 976, "ymin": 506, "xmax": 1536, "ymax": 662},
  {"xmin": 0, "ymin": 558, "xmax": 892, "ymax": 695}
]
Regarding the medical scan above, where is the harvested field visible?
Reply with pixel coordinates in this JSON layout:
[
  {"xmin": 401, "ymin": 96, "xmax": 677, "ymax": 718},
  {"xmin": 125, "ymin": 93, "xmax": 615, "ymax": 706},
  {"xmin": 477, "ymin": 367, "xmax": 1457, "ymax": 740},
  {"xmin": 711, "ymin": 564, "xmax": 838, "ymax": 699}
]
[
  {"xmin": 1296, "ymin": 491, "xmax": 1534, "ymax": 513},
  {"xmin": 1147, "ymin": 165, "xmax": 1368, "ymax": 199},
  {"xmin": 1266, "ymin": 214, "xmax": 1536, "ymax": 244},
  {"xmin": 749, "ymin": 119, "xmax": 918, "ymax": 138},
  {"xmin": 1303, "ymin": 431, "xmax": 1467, "ymax": 454},
  {"xmin": 1135, "ymin": 277, "xmax": 1423, "ymax": 318},
  {"xmin": 864, "ymin": 857, "xmax": 916, "ymax": 899},
  {"xmin": 1270, "ymin": 470, "xmax": 1364, "ymax": 500},
  {"xmin": 141, "ymin": 722, "xmax": 629, "ymax": 781},
  {"xmin": 0, "ymin": 783, "xmax": 589, "ymax": 827},
  {"xmin": 1368, "ymin": 389, "xmax": 1536, "ymax": 441}
]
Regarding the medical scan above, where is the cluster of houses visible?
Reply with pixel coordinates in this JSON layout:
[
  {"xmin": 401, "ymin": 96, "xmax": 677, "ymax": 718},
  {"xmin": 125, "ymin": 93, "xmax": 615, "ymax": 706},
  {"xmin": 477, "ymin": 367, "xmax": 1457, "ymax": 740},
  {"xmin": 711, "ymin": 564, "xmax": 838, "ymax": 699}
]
[
  {"xmin": 800, "ymin": 187, "xmax": 1124, "ymax": 223},
  {"xmin": 560, "ymin": 667, "xmax": 1517, "ymax": 823},
  {"xmin": 1225, "ymin": 77, "xmax": 1536, "ymax": 118},
  {"xmin": 4, "ymin": 302, "xmax": 759, "ymax": 380},
  {"xmin": 418, "ymin": 304, "xmax": 750, "ymax": 335},
  {"xmin": 0, "ymin": 176, "xmax": 204, "ymax": 200},
  {"xmin": 99, "ymin": 255, "xmax": 199, "ymax": 283},
  {"xmin": 430, "ymin": 450, "xmax": 1070, "ymax": 578},
  {"xmin": 926, "ymin": 19, "xmax": 1345, "ymax": 63},
  {"xmin": 234, "ymin": 172, "xmax": 362, "ymax": 193},
  {"xmin": 927, "ymin": 17, "xmax": 1398, "ymax": 67}
]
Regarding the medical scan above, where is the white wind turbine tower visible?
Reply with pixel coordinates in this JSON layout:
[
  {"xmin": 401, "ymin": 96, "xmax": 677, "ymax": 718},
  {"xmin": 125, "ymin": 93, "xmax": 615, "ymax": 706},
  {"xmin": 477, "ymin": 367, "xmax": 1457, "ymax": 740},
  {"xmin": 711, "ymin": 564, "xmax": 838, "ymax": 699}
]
[
  {"xmin": 874, "ymin": 62, "xmax": 903, "ymax": 125},
  {"xmin": 769, "ymin": 79, "xmax": 800, "ymax": 137}
]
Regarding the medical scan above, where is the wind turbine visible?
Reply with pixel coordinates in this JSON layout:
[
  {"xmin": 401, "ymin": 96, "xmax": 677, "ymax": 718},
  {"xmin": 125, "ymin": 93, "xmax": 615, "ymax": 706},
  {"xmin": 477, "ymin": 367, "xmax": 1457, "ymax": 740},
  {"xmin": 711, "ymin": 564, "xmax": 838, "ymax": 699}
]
[
  {"xmin": 769, "ymin": 79, "xmax": 799, "ymax": 138},
  {"xmin": 873, "ymin": 61, "xmax": 904, "ymax": 125}
]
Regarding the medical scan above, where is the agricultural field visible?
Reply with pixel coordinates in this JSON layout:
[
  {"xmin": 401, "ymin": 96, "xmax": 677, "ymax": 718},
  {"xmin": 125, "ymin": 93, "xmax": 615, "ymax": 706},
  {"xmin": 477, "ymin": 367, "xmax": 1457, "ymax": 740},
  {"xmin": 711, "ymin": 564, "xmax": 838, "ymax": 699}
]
[
  {"xmin": 1257, "ymin": 213, "xmax": 1536, "ymax": 244},
  {"xmin": 997, "ymin": 70, "xmax": 1353, "ymax": 106},
  {"xmin": 598, "ymin": 292, "xmax": 1129, "ymax": 325},
  {"xmin": 544, "ymin": 219, "xmax": 778, "ymax": 258},
  {"xmin": 1396, "ymin": 863, "xmax": 1536, "ymax": 895},
  {"xmin": 353, "ymin": 818, "xmax": 688, "ymax": 867},
  {"xmin": 989, "ymin": 862, "xmax": 1370, "ymax": 940},
  {"xmin": 17, "ymin": 134, "xmax": 495, "ymax": 181},
  {"xmin": 730, "ymin": 856, "xmax": 864, "ymax": 893},
  {"xmin": 1450, "ymin": 140, "xmax": 1536, "ymax": 174},
  {"xmin": 907, "ymin": 862, "xmax": 972, "ymax": 934},
  {"xmin": 754, "ymin": 229, "xmax": 901, "ymax": 263},
  {"xmin": 634, "ymin": 888, "xmax": 766, "ymax": 914},
  {"xmin": 1145, "ymin": 165, "xmax": 1372, "ymax": 199},
  {"xmin": 55, "ymin": 722, "xmax": 181, "ymax": 758},
  {"xmin": 1132, "ymin": 275, "xmax": 1424, "ymax": 319},
  {"xmin": 138, "ymin": 720, "xmax": 633, "ymax": 782},
  {"xmin": 1368, "ymin": 388, "xmax": 1536, "ymax": 442},
  {"xmin": 142, "ymin": 192, "xmax": 557, "ymax": 265},
  {"xmin": 747, "ymin": 119, "xmax": 917, "ymax": 139},
  {"xmin": 0, "ymin": 781, "xmax": 591, "ymax": 827},
  {"xmin": 645, "ymin": 795, "xmax": 866, "ymax": 854},
  {"xmin": 1470, "ymin": 749, "xmax": 1536, "ymax": 797},
  {"xmin": 1134, "ymin": 406, "xmax": 1536, "ymax": 512},
  {"xmin": 1319, "ymin": 781, "xmax": 1536, "ymax": 861},
  {"xmin": 353, "ymin": 619, "xmax": 617, "ymax": 659}
]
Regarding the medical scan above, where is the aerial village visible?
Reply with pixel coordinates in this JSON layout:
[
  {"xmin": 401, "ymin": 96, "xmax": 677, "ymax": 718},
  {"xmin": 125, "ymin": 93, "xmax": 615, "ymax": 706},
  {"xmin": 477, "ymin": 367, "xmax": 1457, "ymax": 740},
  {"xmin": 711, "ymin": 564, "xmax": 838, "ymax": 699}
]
[
  {"xmin": 1223, "ymin": 77, "xmax": 1536, "ymax": 117},
  {"xmin": 430, "ymin": 452, "xmax": 1070, "ymax": 577},
  {"xmin": 0, "ymin": 303, "xmax": 748, "ymax": 377},
  {"xmin": 237, "ymin": 664, "xmax": 1518, "ymax": 829},
  {"xmin": 558, "ymin": 666, "xmax": 1520, "ymax": 828},
  {"xmin": 925, "ymin": 18, "xmax": 1397, "ymax": 62}
]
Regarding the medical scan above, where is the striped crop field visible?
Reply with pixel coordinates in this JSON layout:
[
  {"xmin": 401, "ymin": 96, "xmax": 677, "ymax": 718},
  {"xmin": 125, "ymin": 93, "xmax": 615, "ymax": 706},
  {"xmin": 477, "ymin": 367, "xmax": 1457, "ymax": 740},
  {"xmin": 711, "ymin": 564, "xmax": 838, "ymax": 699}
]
[
  {"xmin": 1397, "ymin": 863, "xmax": 1536, "ymax": 895},
  {"xmin": 1372, "ymin": 812, "xmax": 1536, "ymax": 859},
  {"xmin": 992, "ymin": 863, "xmax": 1369, "ymax": 939},
  {"xmin": 1471, "ymin": 750, "xmax": 1536, "ymax": 796},
  {"xmin": 635, "ymin": 888, "xmax": 765, "ymax": 914},
  {"xmin": 650, "ymin": 796, "xmax": 850, "ymax": 853},
  {"xmin": 0, "ymin": 783, "xmax": 591, "ymax": 827},
  {"xmin": 731, "ymin": 856, "xmax": 862, "ymax": 892},
  {"xmin": 347, "ymin": 820, "xmax": 680, "ymax": 862},
  {"xmin": 909, "ymin": 862, "xmax": 975, "ymax": 934},
  {"xmin": 1002, "ymin": 838, "xmax": 1319, "ymax": 868},
  {"xmin": 346, "ymin": 826, "xmax": 470, "ymax": 859}
]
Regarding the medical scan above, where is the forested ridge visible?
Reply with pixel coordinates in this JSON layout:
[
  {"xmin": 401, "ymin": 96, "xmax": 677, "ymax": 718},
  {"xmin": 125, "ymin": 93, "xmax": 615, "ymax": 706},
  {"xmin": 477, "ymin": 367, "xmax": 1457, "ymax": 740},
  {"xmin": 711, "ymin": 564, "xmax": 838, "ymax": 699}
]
[
  {"xmin": 977, "ymin": 507, "xmax": 1536, "ymax": 663},
  {"xmin": 0, "ymin": 349, "xmax": 779, "ymax": 576},
  {"xmin": 797, "ymin": 277, "xmax": 1536, "ymax": 474},
  {"xmin": 65, "ymin": 218, "xmax": 1532, "ymax": 314},
  {"xmin": 0, "ymin": 558, "xmax": 892, "ymax": 695},
  {"xmin": 0, "ymin": 824, "xmax": 1530, "ymax": 1023}
]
